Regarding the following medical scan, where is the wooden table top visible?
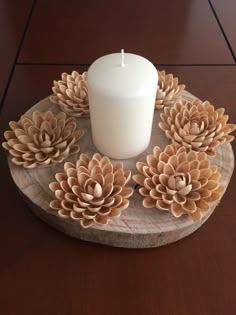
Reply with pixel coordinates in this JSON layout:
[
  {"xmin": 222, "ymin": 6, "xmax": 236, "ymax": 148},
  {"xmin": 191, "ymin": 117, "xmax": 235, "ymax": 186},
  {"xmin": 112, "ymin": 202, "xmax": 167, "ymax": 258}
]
[{"xmin": 0, "ymin": 1, "xmax": 236, "ymax": 314}]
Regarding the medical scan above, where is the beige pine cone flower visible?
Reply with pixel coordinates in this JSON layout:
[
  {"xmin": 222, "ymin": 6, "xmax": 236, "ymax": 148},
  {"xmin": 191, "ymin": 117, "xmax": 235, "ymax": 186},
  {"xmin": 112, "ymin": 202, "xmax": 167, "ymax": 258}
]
[
  {"xmin": 159, "ymin": 99, "xmax": 236, "ymax": 156},
  {"xmin": 2, "ymin": 111, "xmax": 84, "ymax": 168},
  {"xmin": 155, "ymin": 70, "xmax": 185, "ymax": 109},
  {"xmin": 133, "ymin": 144, "xmax": 224, "ymax": 221},
  {"xmin": 49, "ymin": 153, "xmax": 134, "ymax": 228},
  {"xmin": 50, "ymin": 71, "xmax": 89, "ymax": 117}
]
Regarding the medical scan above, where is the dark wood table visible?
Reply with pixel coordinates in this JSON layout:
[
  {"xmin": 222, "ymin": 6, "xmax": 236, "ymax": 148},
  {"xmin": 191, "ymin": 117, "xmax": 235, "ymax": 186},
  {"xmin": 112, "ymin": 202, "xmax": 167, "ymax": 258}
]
[{"xmin": 1, "ymin": 1, "xmax": 236, "ymax": 314}]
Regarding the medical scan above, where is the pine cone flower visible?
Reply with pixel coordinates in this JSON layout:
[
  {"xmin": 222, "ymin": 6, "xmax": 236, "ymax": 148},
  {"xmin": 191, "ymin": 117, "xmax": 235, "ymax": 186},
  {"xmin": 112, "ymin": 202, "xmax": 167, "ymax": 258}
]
[
  {"xmin": 49, "ymin": 153, "xmax": 134, "ymax": 228},
  {"xmin": 2, "ymin": 111, "xmax": 84, "ymax": 168},
  {"xmin": 133, "ymin": 145, "xmax": 224, "ymax": 221},
  {"xmin": 159, "ymin": 99, "xmax": 236, "ymax": 156},
  {"xmin": 50, "ymin": 71, "xmax": 89, "ymax": 117},
  {"xmin": 155, "ymin": 70, "xmax": 185, "ymax": 109}
]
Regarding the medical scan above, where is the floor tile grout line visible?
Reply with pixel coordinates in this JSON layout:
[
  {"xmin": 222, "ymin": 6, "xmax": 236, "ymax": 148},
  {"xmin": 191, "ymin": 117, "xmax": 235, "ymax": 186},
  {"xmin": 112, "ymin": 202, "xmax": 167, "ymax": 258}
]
[
  {"xmin": 208, "ymin": 0, "xmax": 236, "ymax": 63},
  {"xmin": 0, "ymin": 0, "xmax": 37, "ymax": 114},
  {"xmin": 15, "ymin": 63, "xmax": 236, "ymax": 67}
]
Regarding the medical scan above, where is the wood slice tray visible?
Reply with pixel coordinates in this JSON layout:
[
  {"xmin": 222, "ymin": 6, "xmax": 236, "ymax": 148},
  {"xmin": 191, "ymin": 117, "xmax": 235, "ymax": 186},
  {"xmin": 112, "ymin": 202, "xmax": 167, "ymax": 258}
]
[{"xmin": 8, "ymin": 91, "xmax": 234, "ymax": 248}]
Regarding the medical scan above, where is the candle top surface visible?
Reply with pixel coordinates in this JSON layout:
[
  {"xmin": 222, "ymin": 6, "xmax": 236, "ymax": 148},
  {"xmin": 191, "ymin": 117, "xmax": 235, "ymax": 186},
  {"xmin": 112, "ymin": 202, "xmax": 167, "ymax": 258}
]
[{"xmin": 87, "ymin": 53, "xmax": 158, "ymax": 97}]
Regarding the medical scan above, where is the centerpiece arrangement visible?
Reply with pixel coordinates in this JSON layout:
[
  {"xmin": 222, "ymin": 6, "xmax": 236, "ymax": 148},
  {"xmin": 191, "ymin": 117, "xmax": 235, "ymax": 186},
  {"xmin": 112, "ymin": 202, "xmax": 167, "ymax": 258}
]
[{"xmin": 2, "ymin": 51, "xmax": 236, "ymax": 248}]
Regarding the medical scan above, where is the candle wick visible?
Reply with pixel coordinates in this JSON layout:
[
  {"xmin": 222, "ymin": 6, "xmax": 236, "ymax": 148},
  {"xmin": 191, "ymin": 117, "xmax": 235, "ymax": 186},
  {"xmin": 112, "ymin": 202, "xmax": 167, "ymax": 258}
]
[{"xmin": 121, "ymin": 49, "xmax": 125, "ymax": 67}]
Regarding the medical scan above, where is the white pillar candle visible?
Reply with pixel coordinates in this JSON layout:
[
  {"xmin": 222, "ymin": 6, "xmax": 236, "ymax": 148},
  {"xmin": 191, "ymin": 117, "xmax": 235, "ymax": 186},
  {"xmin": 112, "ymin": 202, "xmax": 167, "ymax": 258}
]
[{"xmin": 87, "ymin": 51, "xmax": 158, "ymax": 159}]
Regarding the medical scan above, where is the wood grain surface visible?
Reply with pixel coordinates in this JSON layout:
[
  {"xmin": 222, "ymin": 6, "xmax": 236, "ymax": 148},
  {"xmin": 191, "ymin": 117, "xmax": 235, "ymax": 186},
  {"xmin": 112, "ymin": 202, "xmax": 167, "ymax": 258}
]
[
  {"xmin": 0, "ymin": 0, "xmax": 33, "ymax": 104},
  {"xmin": 1, "ymin": 1, "xmax": 236, "ymax": 314},
  {"xmin": 18, "ymin": 0, "xmax": 233, "ymax": 64},
  {"xmin": 211, "ymin": 0, "xmax": 236, "ymax": 57},
  {"xmin": 7, "ymin": 91, "xmax": 235, "ymax": 248}
]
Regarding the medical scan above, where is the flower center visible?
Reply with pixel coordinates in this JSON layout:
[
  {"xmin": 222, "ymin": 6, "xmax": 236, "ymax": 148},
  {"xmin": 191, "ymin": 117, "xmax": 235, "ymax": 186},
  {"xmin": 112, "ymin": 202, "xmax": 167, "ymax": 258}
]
[
  {"xmin": 189, "ymin": 120, "xmax": 205, "ymax": 135},
  {"xmin": 166, "ymin": 173, "xmax": 192, "ymax": 196}
]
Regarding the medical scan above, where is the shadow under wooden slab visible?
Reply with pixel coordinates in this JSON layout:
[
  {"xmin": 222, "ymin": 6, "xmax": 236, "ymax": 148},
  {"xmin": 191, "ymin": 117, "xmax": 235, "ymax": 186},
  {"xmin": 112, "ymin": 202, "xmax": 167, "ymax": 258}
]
[
  {"xmin": 211, "ymin": 0, "xmax": 236, "ymax": 60},
  {"xmin": 0, "ymin": 0, "xmax": 34, "ymax": 105},
  {"xmin": 17, "ymin": 0, "xmax": 234, "ymax": 64}
]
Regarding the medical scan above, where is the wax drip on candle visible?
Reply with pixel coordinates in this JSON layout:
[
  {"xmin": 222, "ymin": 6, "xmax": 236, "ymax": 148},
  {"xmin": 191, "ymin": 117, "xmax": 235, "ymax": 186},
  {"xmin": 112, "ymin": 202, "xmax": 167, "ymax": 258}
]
[{"xmin": 121, "ymin": 49, "xmax": 125, "ymax": 67}]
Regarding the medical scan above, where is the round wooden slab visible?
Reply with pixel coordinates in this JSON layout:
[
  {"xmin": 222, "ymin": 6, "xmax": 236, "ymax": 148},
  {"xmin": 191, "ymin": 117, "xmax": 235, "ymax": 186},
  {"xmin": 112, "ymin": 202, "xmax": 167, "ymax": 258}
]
[{"xmin": 8, "ymin": 91, "xmax": 235, "ymax": 248}]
